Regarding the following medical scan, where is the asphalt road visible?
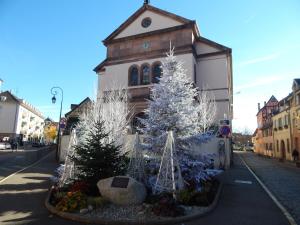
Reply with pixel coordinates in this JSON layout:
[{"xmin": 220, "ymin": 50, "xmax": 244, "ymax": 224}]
[
  {"xmin": 241, "ymin": 151, "xmax": 300, "ymax": 225},
  {"xmin": 0, "ymin": 150, "xmax": 293, "ymax": 225}
]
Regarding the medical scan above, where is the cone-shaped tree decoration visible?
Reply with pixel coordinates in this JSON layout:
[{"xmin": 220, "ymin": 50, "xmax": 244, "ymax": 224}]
[
  {"xmin": 127, "ymin": 132, "xmax": 145, "ymax": 182},
  {"xmin": 59, "ymin": 128, "xmax": 77, "ymax": 187},
  {"xmin": 154, "ymin": 131, "xmax": 184, "ymax": 196}
]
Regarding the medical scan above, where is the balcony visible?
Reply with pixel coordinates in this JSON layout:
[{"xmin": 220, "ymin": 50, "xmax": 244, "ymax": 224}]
[{"xmin": 128, "ymin": 86, "xmax": 151, "ymax": 103}]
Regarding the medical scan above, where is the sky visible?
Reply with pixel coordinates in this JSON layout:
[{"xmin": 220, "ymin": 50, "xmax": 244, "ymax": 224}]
[{"xmin": 0, "ymin": 0, "xmax": 300, "ymax": 133}]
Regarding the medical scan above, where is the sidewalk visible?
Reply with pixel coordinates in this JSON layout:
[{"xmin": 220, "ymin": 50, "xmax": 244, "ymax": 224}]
[{"xmin": 181, "ymin": 153, "xmax": 291, "ymax": 225}]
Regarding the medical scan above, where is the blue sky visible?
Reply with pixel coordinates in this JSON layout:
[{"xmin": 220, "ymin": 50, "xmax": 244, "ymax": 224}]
[{"xmin": 0, "ymin": 0, "xmax": 300, "ymax": 133}]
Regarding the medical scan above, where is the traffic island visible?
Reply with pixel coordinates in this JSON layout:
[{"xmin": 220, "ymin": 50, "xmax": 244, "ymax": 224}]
[{"xmin": 45, "ymin": 180, "xmax": 223, "ymax": 225}]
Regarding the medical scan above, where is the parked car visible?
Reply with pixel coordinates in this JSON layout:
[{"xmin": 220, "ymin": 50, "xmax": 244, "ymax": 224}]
[
  {"xmin": 244, "ymin": 144, "xmax": 254, "ymax": 152},
  {"xmin": 0, "ymin": 142, "xmax": 11, "ymax": 150}
]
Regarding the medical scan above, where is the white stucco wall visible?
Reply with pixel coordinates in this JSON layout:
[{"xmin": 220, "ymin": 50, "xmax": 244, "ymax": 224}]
[
  {"xmin": 0, "ymin": 102, "xmax": 18, "ymax": 134},
  {"xmin": 196, "ymin": 54, "xmax": 230, "ymax": 121},
  {"xmin": 196, "ymin": 55, "xmax": 228, "ymax": 88},
  {"xmin": 115, "ymin": 10, "xmax": 183, "ymax": 39},
  {"xmin": 98, "ymin": 53, "xmax": 194, "ymax": 91},
  {"xmin": 191, "ymin": 137, "xmax": 231, "ymax": 169},
  {"xmin": 195, "ymin": 42, "xmax": 220, "ymax": 54}
]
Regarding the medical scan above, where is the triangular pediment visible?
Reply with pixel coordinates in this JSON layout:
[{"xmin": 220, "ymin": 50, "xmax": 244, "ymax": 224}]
[{"xmin": 103, "ymin": 4, "xmax": 192, "ymax": 45}]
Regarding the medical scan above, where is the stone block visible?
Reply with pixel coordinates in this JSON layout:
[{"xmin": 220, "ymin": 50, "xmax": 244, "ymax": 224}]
[{"xmin": 97, "ymin": 176, "xmax": 146, "ymax": 205}]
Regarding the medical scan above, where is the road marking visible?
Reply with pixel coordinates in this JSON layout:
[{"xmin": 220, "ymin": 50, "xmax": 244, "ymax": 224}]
[
  {"xmin": 239, "ymin": 154, "xmax": 297, "ymax": 225},
  {"xmin": 0, "ymin": 151, "xmax": 54, "ymax": 184},
  {"xmin": 234, "ymin": 180, "xmax": 252, "ymax": 184}
]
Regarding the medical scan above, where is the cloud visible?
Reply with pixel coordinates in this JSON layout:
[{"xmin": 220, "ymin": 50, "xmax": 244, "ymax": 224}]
[{"xmin": 238, "ymin": 53, "xmax": 280, "ymax": 67}]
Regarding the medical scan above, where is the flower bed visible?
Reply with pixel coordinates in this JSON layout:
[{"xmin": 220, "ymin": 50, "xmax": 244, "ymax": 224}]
[{"xmin": 46, "ymin": 179, "xmax": 222, "ymax": 224}]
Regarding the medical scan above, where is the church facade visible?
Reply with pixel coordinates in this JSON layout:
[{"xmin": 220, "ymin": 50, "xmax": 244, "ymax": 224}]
[{"xmin": 94, "ymin": 3, "xmax": 233, "ymax": 128}]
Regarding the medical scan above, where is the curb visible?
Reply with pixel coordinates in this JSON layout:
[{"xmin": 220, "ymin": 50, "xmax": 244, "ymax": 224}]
[
  {"xmin": 45, "ymin": 182, "xmax": 223, "ymax": 225},
  {"xmin": 239, "ymin": 154, "xmax": 297, "ymax": 225}
]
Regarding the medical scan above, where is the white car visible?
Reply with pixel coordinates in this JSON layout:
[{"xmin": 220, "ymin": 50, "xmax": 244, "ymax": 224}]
[{"xmin": 0, "ymin": 142, "xmax": 11, "ymax": 150}]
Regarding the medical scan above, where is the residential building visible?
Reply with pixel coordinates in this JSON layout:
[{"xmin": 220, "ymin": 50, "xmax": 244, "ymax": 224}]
[
  {"xmin": 64, "ymin": 97, "xmax": 92, "ymax": 134},
  {"xmin": 0, "ymin": 91, "xmax": 45, "ymax": 141},
  {"xmin": 272, "ymin": 95, "xmax": 293, "ymax": 160},
  {"xmin": 93, "ymin": 2, "xmax": 233, "ymax": 128},
  {"xmin": 254, "ymin": 96, "xmax": 278, "ymax": 156},
  {"xmin": 290, "ymin": 79, "xmax": 300, "ymax": 156},
  {"xmin": 254, "ymin": 79, "xmax": 300, "ymax": 161}
]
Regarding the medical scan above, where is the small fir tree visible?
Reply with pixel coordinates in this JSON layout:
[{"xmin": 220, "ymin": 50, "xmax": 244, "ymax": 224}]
[{"xmin": 72, "ymin": 119, "xmax": 126, "ymax": 191}]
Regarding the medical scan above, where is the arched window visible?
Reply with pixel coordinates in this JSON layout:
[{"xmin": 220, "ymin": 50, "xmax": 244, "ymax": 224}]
[
  {"xmin": 129, "ymin": 66, "xmax": 139, "ymax": 86},
  {"xmin": 141, "ymin": 64, "xmax": 150, "ymax": 85},
  {"xmin": 152, "ymin": 63, "xmax": 162, "ymax": 83}
]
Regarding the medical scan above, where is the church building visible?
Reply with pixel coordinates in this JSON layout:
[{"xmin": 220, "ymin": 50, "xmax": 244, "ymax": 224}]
[{"xmin": 94, "ymin": 1, "xmax": 233, "ymax": 128}]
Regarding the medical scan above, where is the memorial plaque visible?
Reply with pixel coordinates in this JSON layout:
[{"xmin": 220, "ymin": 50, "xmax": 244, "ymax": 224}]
[{"xmin": 111, "ymin": 177, "xmax": 129, "ymax": 188}]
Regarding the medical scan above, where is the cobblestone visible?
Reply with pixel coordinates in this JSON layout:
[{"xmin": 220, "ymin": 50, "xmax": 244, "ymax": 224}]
[{"xmin": 240, "ymin": 151, "xmax": 300, "ymax": 225}]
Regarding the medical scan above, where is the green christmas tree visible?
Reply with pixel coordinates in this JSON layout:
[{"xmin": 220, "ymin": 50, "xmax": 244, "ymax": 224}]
[{"xmin": 72, "ymin": 119, "xmax": 126, "ymax": 192}]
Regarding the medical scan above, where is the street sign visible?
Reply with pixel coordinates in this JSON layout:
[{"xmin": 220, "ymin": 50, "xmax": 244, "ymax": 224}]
[{"xmin": 220, "ymin": 125, "xmax": 231, "ymax": 137}]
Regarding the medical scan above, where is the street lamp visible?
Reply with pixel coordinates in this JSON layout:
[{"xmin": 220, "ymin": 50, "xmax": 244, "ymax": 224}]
[
  {"xmin": 0, "ymin": 78, "xmax": 3, "ymax": 93},
  {"xmin": 51, "ymin": 86, "xmax": 63, "ymax": 161}
]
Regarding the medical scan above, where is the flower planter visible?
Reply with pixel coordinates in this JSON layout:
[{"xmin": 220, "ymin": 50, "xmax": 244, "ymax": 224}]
[{"xmin": 45, "ymin": 182, "xmax": 223, "ymax": 225}]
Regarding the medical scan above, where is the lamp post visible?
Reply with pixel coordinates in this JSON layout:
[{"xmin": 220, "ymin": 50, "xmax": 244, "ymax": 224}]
[{"xmin": 51, "ymin": 87, "xmax": 63, "ymax": 161}]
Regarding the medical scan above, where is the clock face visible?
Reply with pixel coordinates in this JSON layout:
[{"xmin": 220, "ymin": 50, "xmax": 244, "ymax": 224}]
[
  {"xmin": 143, "ymin": 41, "xmax": 150, "ymax": 49},
  {"xmin": 141, "ymin": 17, "xmax": 152, "ymax": 28}
]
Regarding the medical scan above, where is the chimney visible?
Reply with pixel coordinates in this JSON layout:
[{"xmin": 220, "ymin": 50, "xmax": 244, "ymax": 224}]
[
  {"xmin": 264, "ymin": 101, "xmax": 267, "ymax": 106},
  {"xmin": 71, "ymin": 104, "xmax": 78, "ymax": 110},
  {"xmin": 258, "ymin": 103, "xmax": 261, "ymax": 111},
  {"xmin": 144, "ymin": 0, "xmax": 150, "ymax": 5}
]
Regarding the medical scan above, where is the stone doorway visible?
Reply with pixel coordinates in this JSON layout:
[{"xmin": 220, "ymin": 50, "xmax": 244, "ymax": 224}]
[{"xmin": 280, "ymin": 140, "xmax": 286, "ymax": 160}]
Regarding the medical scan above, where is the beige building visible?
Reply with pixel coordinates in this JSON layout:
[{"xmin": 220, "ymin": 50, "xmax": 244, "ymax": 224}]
[
  {"xmin": 272, "ymin": 95, "xmax": 293, "ymax": 160},
  {"xmin": 253, "ymin": 79, "xmax": 300, "ymax": 161},
  {"xmin": 93, "ymin": 3, "xmax": 233, "ymax": 127},
  {"xmin": 0, "ymin": 91, "xmax": 45, "ymax": 141}
]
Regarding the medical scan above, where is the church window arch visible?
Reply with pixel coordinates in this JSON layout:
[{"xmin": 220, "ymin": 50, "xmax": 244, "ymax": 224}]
[
  {"xmin": 152, "ymin": 62, "xmax": 162, "ymax": 83},
  {"xmin": 128, "ymin": 65, "xmax": 139, "ymax": 86},
  {"xmin": 141, "ymin": 64, "xmax": 150, "ymax": 85}
]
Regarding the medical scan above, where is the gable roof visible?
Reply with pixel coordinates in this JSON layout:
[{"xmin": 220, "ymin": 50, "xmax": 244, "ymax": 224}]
[
  {"xmin": 294, "ymin": 79, "xmax": 300, "ymax": 86},
  {"xmin": 103, "ymin": 4, "xmax": 193, "ymax": 45},
  {"xmin": 256, "ymin": 95, "xmax": 278, "ymax": 116},
  {"xmin": 65, "ymin": 97, "xmax": 92, "ymax": 117},
  {"xmin": 0, "ymin": 91, "xmax": 20, "ymax": 103}
]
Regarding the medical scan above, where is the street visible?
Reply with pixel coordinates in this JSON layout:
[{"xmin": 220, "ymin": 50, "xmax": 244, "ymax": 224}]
[
  {"xmin": 240, "ymin": 151, "xmax": 300, "ymax": 225},
  {"xmin": 0, "ymin": 150, "xmax": 296, "ymax": 225}
]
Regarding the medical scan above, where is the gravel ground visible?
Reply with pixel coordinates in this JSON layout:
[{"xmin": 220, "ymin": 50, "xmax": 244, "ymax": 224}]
[{"xmin": 81, "ymin": 203, "xmax": 207, "ymax": 222}]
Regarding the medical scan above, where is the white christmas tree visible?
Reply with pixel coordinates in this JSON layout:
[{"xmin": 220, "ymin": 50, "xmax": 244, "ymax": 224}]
[
  {"xmin": 127, "ymin": 132, "xmax": 144, "ymax": 182},
  {"xmin": 76, "ymin": 86, "xmax": 132, "ymax": 154},
  {"xmin": 139, "ymin": 45, "xmax": 199, "ymax": 152},
  {"xmin": 197, "ymin": 88, "xmax": 217, "ymax": 133},
  {"xmin": 154, "ymin": 131, "xmax": 184, "ymax": 195}
]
